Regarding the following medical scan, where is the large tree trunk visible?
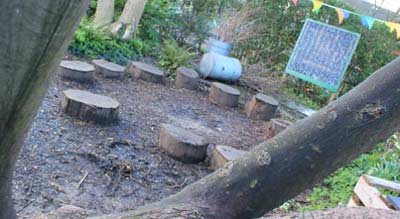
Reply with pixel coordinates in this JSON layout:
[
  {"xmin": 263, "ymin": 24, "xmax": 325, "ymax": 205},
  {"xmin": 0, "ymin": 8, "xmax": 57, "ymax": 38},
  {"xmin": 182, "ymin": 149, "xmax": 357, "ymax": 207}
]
[
  {"xmin": 90, "ymin": 57, "xmax": 400, "ymax": 219},
  {"xmin": 0, "ymin": 1, "xmax": 90, "ymax": 218},
  {"xmin": 110, "ymin": 0, "xmax": 147, "ymax": 40},
  {"xmin": 93, "ymin": 0, "xmax": 115, "ymax": 28}
]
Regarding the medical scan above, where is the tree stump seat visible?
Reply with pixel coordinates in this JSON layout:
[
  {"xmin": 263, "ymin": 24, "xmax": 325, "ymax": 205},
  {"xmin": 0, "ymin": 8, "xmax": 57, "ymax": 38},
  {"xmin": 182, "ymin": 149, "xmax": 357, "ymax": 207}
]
[
  {"xmin": 270, "ymin": 119, "xmax": 293, "ymax": 137},
  {"xmin": 175, "ymin": 67, "xmax": 199, "ymax": 90},
  {"xmin": 59, "ymin": 60, "xmax": 95, "ymax": 82},
  {"xmin": 209, "ymin": 82, "xmax": 241, "ymax": 107},
  {"xmin": 93, "ymin": 59, "xmax": 125, "ymax": 79},
  {"xmin": 127, "ymin": 61, "xmax": 165, "ymax": 84},
  {"xmin": 61, "ymin": 89, "xmax": 119, "ymax": 124},
  {"xmin": 245, "ymin": 93, "xmax": 279, "ymax": 121},
  {"xmin": 210, "ymin": 145, "xmax": 248, "ymax": 170},
  {"xmin": 159, "ymin": 124, "xmax": 208, "ymax": 163}
]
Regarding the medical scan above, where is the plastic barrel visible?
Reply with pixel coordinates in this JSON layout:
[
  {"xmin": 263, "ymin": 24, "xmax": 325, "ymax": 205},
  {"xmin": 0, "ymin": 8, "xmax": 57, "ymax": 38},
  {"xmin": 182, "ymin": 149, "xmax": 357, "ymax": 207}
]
[
  {"xmin": 207, "ymin": 38, "xmax": 233, "ymax": 56},
  {"xmin": 199, "ymin": 52, "xmax": 242, "ymax": 82}
]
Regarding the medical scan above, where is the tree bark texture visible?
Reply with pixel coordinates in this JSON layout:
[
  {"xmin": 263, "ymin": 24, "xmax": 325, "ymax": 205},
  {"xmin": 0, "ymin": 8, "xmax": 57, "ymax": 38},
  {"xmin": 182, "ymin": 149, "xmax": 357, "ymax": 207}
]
[
  {"xmin": 0, "ymin": 1, "xmax": 90, "ymax": 218},
  {"xmin": 93, "ymin": 0, "xmax": 115, "ymax": 28},
  {"xmin": 90, "ymin": 57, "xmax": 400, "ymax": 219},
  {"xmin": 110, "ymin": 0, "xmax": 147, "ymax": 40}
]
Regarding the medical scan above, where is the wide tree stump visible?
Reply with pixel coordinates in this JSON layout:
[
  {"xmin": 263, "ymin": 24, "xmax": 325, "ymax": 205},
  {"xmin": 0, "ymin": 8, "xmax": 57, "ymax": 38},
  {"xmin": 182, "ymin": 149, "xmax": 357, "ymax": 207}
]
[
  {"xmin": 159, "ymin": 124, "xmax": 208, "ymax": 163},
  {"xmin": 127, "ymin": 61, "xmax": 165, "ymax": 84},
  {"xmin": 93, "ymin": 59, "xmax": 125, "ymax": 79},
  {"xmin": 209, "ymin": 82, "xmax": 241, "ymax": 107},
  {"xmin": 245, "ymin": 93, "xmax": 279, "ymax": 121},
  {"xmin": 59, "ymin": 60, "xmax": 95, "ymax": 82},
  {"xmin": 209, "ymin": 145, "xmax": 248, "ymax": 170},
  {"xmin": 270, "ymin": 119, "xmax": 293, "ymax": 137},
  {"xmin": 175, "ymin": 67, "xmax": 199, "ymax": 90},
  {"xmin": 61, "ymin": 89, "xmax": 119, "ymax": 124}
]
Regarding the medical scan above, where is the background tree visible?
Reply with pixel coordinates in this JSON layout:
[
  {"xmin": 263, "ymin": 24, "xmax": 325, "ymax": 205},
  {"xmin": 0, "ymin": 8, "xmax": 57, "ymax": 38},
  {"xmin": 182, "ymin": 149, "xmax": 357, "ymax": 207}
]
[
  {"xmin": 110, "ymin": 0, "xmax": 147, "ymax": 40},
  {"xmin": 0, "ymin": 1, "xmax": 90, "ymax": 218},
  {"xmin": 93, "ymin": 0, "xmax": 115, "ymax": 28}
]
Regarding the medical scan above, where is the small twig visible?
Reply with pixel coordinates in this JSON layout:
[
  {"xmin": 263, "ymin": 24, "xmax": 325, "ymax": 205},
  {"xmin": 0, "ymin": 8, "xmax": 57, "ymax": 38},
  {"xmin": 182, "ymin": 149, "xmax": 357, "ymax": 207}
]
[
  {"xmin": 171, "ymin": 178, "xmax": 189, "ymax": 189},
  {"xmin": 17, "ymin": 199, "xmax": 35, "ymax": 214},
  {"xmin": 76, "ymin": 171, "xmax": 89, "ymax": 189}
]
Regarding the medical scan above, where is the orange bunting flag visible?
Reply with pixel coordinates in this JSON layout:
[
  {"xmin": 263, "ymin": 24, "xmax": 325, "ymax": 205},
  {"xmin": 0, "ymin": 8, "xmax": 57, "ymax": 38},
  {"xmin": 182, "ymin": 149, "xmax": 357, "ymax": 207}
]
[
  {"xmin": 292, "ymin": 0, "xmax": 298, "ymax": 6},
  {"xmin": 335, "ymin": 8, "xmax": 350, "ymax": 24},
  {"xmin": 312, "ymin": 0, "xmax": 323, "ymax": 14}
]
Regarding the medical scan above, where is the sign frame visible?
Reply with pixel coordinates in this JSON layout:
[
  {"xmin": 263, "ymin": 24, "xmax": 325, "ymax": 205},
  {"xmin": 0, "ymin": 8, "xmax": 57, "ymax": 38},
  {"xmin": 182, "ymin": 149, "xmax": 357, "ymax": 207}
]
[{"xmin": 285, "ymin": 19, "xmax": 361, "ymax": 92}]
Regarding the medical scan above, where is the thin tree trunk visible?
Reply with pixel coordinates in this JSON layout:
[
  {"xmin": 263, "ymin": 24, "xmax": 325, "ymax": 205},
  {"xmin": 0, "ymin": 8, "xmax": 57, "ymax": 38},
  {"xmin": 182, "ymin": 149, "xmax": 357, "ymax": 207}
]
[
  {"xmin": 0, "ymin": 1, "xmax": 90, "ymax": 218},
  {"xmin": 110, "ymin": 0, "xmax": 147, "ymax": 40},
  {"xmin": 90, "ymin": 57, "xmax": 400, "ymax": 219},
  {"xmin": 93, "ymin": 0, "xmax": 115, "ymax": 28}
]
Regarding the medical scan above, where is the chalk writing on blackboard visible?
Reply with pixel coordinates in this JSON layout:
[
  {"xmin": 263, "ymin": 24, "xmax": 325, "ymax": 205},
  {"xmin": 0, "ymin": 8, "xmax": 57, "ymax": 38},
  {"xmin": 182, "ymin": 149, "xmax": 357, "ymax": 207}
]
[{"xmin": 286, "ymin": 19, "xmax": 360, "ymax": 92}]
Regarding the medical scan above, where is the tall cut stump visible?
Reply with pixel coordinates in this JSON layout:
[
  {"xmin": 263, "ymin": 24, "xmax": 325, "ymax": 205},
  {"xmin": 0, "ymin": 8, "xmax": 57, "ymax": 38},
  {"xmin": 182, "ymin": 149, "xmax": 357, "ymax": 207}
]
[
  {"xmin": 270, "ymin": 119, "xmax": 293, "ymax": 137},
  {"xmin": 245, "ymin": 93, "xmax": 279, "ymax": 121},
  {"xmin": 209, "ymin": 82, "xmax": 240, "ymax": 107},
  {"xmin": 61, "ymin": 89, "xmax": 119, "ymax": 124},
  {"xmin": 59, "ymin": 61, "xmax": 94, "ymax": 83},
  {"xmin": 209, "ymin": 145, "xmax": 248, "ymax": 170},
  {"xmin": 159, "ymin": 124, "xmax": 208, "ymax": 163},
  {"xmin": 127, "ymin": 61, "xmax": 165, "ymax": 84},
  {"xmin": 93, "ymin": 59, "xmax": 125, "ymax": 79},
  {"xmin": 175, "ymin": 67, "xmax": 199, "ymax": 90}
]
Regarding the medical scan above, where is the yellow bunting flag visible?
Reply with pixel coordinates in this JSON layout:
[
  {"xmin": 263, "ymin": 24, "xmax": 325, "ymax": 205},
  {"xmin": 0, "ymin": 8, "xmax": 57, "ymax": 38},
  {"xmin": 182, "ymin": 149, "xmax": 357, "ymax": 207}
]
[
  {"xmin": 292, "ymin": 0, "xmax": 298, "ymax": 6},
  {"xmin": 312, "ymin": 0, "xmax": 323, "ymax": 14},
  {"xmin": 385, "ymin": 22, "xmax": 396, "ymax": 33},
  {"xmin": 394, "ymin": 23, "xmax": 400, "ymax": 39}
]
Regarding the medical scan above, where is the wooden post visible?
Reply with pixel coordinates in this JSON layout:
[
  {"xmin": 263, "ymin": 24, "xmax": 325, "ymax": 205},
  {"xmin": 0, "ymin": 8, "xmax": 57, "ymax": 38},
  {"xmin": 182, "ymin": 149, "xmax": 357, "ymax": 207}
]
[
  {"xmin": 270, "ymin": 119, "xmax": 293, "ymax": 137},
  {"xmin": 209, "ymin": 82, "xmax": 241, "ymax": 107},
  {"xmin": 245, "ymin": 93, "xmax": 279, "ymax": 121},
  {"xmin": 93, "ymin": 59, "xmax": 125, "ymax": 79},
  {"xmin": 61, "ymin": 89, "xmax": 120, "ymax": 124},
  {"xmin": 175, "ymin": 67, "xmax": 199, "ymax": 90},
  {"xmin": 127, "ymin": 61, "xmax": 165, "ymax": 84},
  {"xmin": 209, "ymin": 145, "xmax": 248, "ymax": 170},
  {"xmin": 159, "ymin": 124, "xmax": 209, "ymax": 163},
  {"xmin": 59, "ymin": 61, "xmax": 95, "ymax": 83}
]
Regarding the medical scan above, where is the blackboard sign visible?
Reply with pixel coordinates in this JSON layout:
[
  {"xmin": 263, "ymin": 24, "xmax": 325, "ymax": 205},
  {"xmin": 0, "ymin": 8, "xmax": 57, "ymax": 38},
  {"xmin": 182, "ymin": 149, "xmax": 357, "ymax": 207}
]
[{"xmin": 285, "ymin": 19, "xmax": 360, "ymax": 92}]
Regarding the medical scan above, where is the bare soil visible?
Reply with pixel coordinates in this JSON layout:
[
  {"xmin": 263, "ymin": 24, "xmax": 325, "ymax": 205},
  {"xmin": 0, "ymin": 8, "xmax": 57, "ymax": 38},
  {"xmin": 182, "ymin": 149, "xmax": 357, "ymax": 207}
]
[{"xmin": 13, "ymin": 69, "xmax": 272, "ymax": 218}]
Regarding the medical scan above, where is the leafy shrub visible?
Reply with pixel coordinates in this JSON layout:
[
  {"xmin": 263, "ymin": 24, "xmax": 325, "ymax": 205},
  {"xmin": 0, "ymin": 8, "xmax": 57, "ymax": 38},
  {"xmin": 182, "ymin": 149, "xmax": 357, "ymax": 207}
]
[
  {"xmin": 68, "ymin": 18, "xmax": 147, "ymax": 65},
  {"xmin": 158, "ymin": 39, "xmax": 195, "ymax": 76},
  {"xmin": 237, "ymin": 0, "xmax": 400, "ymax": 107},
  {"xmin": 302, "ymin": 134, "xmax": 400, "ymax": 210}
]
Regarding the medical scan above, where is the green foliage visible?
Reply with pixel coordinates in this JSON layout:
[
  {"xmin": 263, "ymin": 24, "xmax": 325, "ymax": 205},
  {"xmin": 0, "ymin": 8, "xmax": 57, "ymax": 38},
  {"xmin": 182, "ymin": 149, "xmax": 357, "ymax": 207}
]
[
  {"xmin": 238, "ymin": 0, "xmax": 400, "ymax": 107},
  {"xmin": 70, "ymin": 0, "xmax": 228, "ymax": 65},
  {"xmin": 301, "ymin": 135, "xmax": 400, "ymax": 210},
  {"xmin": 158, "ymin": 39, "xmax": 195, "ymax": 76},
  {"xmin": 68, "ymin": 18, "xmax": 146, "ymax": 65}
]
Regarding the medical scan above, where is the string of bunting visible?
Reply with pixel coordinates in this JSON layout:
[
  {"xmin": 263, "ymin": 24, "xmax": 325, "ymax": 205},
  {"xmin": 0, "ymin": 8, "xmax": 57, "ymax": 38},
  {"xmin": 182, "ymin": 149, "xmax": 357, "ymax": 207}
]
[{"xmin": 291, "ymin": 0, "xmax": 400, "ymax": 39}]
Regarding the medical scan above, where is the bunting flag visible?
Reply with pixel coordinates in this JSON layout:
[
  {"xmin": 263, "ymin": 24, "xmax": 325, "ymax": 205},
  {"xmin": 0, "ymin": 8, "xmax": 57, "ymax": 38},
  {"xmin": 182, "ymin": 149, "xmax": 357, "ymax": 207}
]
[
  {"xmin": 385, "ymin": 22, "xmax": 396, "ymax": 33},
  {"xmin": 291, "ymin": 0, "xmax": 400, "ymax": 40},
  {"xmin": 394, "ymin": 24, "xmax": 400, "ymax": 39},
  {"xmin": 335, "ymin": 8, "xmax": 350, "ymax": 24},
  {"xmin": 312, "ymin": 0, "xmax": 323, "ymax": 14},
  {"xmin": 361, "ymin": 16, "xmax": 376, "ymax": 30}
]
